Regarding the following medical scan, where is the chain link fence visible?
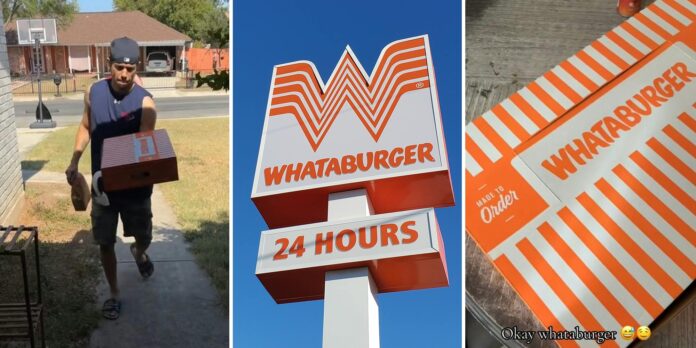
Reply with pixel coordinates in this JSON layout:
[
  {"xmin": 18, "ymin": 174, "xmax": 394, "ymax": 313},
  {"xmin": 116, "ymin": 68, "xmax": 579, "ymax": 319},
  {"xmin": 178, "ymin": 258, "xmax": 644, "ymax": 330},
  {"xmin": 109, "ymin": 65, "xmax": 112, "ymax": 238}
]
[{"xmin": 9, "ymin": 69, "xmax": 219, "ymax": 95}]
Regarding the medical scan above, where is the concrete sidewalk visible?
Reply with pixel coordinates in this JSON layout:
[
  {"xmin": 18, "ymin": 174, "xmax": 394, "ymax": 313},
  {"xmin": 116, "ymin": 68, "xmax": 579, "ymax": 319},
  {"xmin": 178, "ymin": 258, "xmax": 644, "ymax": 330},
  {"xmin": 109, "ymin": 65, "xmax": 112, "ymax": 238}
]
[
  {"xmin": 18, "ymin": 132, "xmax": 229, "ymax": 347},
  {"xmin": 16, "ymin": 127, "xmax": 64, "ymax": 156},
  {"xmin": 88, "ymin": 187, "xmax": 228, "ymax": 348}
]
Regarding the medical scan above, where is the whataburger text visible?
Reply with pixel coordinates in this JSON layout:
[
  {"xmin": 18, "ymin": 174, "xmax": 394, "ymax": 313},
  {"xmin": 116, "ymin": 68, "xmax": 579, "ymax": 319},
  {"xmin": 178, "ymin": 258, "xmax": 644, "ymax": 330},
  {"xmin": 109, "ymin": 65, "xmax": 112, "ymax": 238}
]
[
  {"xmin": 263, "ymin": 142, "xmax": 436, "ymax": 186},
  {"xmin": 542, "ymin": 62, "xmax": 696, "ymax": 180}
]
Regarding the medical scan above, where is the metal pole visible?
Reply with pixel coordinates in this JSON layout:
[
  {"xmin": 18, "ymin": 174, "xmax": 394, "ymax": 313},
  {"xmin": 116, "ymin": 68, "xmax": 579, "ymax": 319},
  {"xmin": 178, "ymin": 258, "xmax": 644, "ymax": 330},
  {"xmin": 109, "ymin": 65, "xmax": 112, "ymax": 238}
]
[
  {"xmin": 35, "ymin": 38, "xmax": 43, "ymax": 123},
  {"xmin": 34, "ymin": 229, "xmax": 42, "ymax": 304},
  {"xmin": 34, "ymin": 229, "xmax": 45, "ymax": 348},
  {"xmin": 323, "ymin": 189, "xmax": 380, "ymax": 348},
  {"xmin": 21, "ymin": 250, "xmax": 36, "ymax": 348}
]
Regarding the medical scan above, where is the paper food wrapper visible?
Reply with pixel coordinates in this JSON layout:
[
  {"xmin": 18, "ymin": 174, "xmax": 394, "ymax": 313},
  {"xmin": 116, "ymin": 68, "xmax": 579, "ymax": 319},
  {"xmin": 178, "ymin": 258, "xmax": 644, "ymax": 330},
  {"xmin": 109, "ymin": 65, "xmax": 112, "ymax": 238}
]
[{"xmin": 465, "ymin": 1, "xmax": 696, "ymax": 346}]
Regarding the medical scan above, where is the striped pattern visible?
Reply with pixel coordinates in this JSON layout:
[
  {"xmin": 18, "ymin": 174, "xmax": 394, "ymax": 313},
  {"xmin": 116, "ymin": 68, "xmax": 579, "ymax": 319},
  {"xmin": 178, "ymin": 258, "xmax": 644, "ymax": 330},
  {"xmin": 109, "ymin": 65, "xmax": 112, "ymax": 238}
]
[
  {"xmin": 465, "ymin": 0, "xmax": 696, "ymax": 177},
  {"xmin": 492, "ymin": 113, "xmax": 696, "ymax": 347},
  {"xmin": 269, "ymin": 37, "xmax": 430, "ymax": 151},
  {"xmin": 101, "ymin": 129, "xmax": 175, "ymax": 168}
]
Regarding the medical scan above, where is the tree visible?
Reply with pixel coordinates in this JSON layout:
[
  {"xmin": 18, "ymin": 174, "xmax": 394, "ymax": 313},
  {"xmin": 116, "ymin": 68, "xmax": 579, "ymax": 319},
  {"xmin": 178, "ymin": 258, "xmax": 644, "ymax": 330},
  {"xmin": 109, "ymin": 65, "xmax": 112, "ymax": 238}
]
[
  {"xmin": 194, "ymin": 69, "xmax": 228, "ymax": 91},
  {"xmin": 113, "ymin": 0, "xmax": 227, "ymax": 45},
  {"xmin": 1, "ymin": 0, "xmax": 78, "ymax": 28},
  {"xmin": 113, "ymin": 0, "xmax": 229, "ymax": 91},
  {"xmin": 201, "ymin": 6, "xmax": 228, "ymax": 48},
  {"xmin": 194, "ymin": 6, "xmax": 228, "ymax": 91}
]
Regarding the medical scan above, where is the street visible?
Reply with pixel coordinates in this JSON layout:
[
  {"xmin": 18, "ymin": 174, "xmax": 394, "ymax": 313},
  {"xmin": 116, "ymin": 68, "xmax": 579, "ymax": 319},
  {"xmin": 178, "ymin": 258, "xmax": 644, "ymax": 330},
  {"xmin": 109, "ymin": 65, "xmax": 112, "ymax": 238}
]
[{"xmin": 13, "ymin": 95, "xmax": 229, "ymax": 128}]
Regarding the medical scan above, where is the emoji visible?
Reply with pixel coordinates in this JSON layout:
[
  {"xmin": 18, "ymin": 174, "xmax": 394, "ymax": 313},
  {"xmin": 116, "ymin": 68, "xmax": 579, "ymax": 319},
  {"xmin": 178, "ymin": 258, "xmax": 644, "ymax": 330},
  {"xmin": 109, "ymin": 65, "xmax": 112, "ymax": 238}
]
[
  {"xmin": 621, "ymin": 326, "xmax": 635, "ymax": 340},
  {"xmin": 636, "ymin": 326, "xmax": 651, "ymax": 340}
]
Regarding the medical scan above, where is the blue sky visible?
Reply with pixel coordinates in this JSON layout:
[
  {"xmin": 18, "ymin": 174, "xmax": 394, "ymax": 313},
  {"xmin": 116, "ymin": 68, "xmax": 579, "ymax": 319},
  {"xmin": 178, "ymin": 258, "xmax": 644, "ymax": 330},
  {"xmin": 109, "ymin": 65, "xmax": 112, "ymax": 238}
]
[
  {"xmin": 76, "ymin": 0, "xmax": 230, "ymax": 13},
  {"xmin": 77, "ymin": 0, "xmax": 112, "ymax": 12},
  {"xmin": 233, "ymin": 1, "xmax": 462, "ymax": 347}
]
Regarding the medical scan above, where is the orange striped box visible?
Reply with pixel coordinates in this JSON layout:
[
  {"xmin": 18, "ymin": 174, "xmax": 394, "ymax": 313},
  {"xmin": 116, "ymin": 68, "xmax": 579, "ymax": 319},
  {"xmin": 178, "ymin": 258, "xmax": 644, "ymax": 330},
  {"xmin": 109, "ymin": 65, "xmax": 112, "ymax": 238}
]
[
  {"xmin": 101, "ymin": 129, "xmax": 179, "ymax": 192},
  {"xmin": 466, "ymin": 1, "xmax": 696, "ymax": 346}
]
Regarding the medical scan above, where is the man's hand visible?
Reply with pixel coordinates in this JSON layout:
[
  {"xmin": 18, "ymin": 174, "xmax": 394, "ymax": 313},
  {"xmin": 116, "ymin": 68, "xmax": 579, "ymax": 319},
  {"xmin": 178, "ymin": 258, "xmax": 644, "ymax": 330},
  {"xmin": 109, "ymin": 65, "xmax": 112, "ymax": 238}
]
[
  {"xmin": 67, "ymin": 84, "xmax": 92, "ymax": 186},
  {"xmin": 65, "ymin": 161, "xmax": 78, "ymax": 185}
]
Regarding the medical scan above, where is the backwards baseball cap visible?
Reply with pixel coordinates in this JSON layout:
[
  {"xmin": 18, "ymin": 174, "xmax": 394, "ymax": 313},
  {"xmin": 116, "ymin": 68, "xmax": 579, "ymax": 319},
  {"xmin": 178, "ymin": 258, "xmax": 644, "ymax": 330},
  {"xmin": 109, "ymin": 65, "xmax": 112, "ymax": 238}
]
[{"xmin": 110, "ymin": 37, "xmax": 139, "ymax": 64}]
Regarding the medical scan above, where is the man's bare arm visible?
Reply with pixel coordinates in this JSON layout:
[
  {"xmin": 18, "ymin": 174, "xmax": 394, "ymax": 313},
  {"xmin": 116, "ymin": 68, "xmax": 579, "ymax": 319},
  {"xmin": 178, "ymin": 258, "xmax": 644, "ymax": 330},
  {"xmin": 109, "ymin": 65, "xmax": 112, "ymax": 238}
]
[
  {"xmin": 140, "ymin": 96, "xmax": 157, "ymax": 132},
  {"xmin": 66, "ymin": 86, "xmax": 92, "ymax": 184}
]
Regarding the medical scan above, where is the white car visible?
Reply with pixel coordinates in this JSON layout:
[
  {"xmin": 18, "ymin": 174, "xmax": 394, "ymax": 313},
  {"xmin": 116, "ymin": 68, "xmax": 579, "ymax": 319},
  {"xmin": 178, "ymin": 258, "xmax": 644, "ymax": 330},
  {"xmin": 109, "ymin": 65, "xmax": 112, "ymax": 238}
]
[{"xmin": 145, "ymin": 51, "xmax": 172, "ymax": 74}]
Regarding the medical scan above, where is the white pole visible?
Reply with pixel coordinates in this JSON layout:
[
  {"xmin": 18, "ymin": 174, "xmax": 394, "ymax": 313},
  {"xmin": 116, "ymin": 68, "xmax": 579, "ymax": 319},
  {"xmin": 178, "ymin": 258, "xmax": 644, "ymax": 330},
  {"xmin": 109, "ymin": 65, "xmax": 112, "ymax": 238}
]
[
  {"xmin": 323, "ymin": 189, "xmax": 380, "ymax": 348},
  {"xmin": 96, "ymin": 46, "xmax": 100, "ymax": 78},
  {"xmin": 35, "ymin": 39, "xmax": 43, "ymax": 122}
]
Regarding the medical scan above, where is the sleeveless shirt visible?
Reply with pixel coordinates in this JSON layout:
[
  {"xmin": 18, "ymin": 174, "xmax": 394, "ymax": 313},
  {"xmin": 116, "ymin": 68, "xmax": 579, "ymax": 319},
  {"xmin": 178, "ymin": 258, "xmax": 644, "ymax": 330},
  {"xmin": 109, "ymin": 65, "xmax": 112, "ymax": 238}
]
[{"xmin": 89, "ymin": 79, "xmax": 153, "ymax": 202}]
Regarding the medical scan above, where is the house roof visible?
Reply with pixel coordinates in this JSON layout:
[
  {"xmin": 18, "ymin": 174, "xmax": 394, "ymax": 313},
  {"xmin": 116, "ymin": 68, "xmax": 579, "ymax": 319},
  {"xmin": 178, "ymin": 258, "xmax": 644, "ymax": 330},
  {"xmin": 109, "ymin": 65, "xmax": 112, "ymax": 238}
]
[{"xmin": 5, "ymin": 11, "xmax": 191, "ymax": 46}]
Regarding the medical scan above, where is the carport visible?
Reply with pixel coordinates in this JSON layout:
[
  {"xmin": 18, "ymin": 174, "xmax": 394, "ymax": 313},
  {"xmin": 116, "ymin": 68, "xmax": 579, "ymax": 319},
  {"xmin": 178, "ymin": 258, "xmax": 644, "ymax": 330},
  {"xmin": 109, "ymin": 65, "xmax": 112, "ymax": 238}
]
[{"xmin": 93, "ymin": 39, "xmax": 189, "ymax": 77}]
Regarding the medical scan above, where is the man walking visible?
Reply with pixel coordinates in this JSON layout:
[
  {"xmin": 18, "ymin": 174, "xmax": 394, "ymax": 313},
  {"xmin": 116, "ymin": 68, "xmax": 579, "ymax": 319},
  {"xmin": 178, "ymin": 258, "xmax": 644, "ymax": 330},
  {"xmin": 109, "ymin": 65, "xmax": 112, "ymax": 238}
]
[{"xmin": 65, "ymin": 37, "xmax": 157, "ymax": 320}]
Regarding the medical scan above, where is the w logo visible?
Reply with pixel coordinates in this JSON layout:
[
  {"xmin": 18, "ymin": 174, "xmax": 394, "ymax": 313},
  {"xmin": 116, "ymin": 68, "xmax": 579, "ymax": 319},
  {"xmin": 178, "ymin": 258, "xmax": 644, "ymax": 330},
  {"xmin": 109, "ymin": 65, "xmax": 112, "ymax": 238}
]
[{"xmin": 269, "ymin": 36, "xmax": 432, "ymax": 151}]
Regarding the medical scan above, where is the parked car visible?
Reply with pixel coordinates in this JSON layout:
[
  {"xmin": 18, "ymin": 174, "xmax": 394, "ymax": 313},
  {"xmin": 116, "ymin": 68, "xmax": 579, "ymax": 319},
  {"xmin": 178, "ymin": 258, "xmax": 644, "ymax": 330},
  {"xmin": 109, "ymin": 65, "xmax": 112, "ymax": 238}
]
[{"xmin": 145, "ymin": 51, "xmax": 173, "ymax": 74}]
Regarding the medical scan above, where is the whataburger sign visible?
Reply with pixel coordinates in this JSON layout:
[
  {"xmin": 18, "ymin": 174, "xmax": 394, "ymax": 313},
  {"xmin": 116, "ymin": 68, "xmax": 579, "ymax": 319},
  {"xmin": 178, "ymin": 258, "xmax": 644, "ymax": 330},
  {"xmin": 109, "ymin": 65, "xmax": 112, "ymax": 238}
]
[
  {"xmin": 252, "ymin": 35, "xmax": 454, "ymax": 229},
  {"xmin": 256, "ymin": 209, "xmax": 448, "ymax": 303},
  {"xmin": 466, "ymin": 1, "xmax": 696, "ymax": 347},
  {"xmin": 253, "ymin": 35, "xmax": 454, "ymax": 304}
]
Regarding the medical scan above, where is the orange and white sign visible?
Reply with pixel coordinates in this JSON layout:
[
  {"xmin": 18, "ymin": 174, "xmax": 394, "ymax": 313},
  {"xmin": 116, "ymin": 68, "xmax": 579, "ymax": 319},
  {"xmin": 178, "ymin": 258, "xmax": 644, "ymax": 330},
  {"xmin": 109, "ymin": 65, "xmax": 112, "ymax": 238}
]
[
  {"xmin": 252, "ymin": 36, "xmax": 454, "ymax": 228},
  {"xmin": 256, "ymin": 209, "xmax": 448, "ymax": 303},
  {"xmin": 466, "ymin": 1, "xmax": 696, "ymax": 347}
]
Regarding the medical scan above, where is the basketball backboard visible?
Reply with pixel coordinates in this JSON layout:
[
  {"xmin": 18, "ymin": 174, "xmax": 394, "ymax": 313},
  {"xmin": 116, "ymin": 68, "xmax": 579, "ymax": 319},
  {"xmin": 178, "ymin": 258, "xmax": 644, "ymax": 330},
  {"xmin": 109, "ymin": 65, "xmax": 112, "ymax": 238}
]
[{"xmin": 16, "ymin": 18, "xmax": 57, "ymax": 45}]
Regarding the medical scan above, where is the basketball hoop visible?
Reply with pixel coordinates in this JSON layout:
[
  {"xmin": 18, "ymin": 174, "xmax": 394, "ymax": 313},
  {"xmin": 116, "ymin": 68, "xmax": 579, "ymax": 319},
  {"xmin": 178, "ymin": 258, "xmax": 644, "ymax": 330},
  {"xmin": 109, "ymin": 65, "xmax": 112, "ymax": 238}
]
[
  {"xmin": 16, "ymin": 18, "xmax": 57, "ymax": 45},
  {"xmin": 18, "ymin": 18, "xmax": 58, "ymax": 129}
]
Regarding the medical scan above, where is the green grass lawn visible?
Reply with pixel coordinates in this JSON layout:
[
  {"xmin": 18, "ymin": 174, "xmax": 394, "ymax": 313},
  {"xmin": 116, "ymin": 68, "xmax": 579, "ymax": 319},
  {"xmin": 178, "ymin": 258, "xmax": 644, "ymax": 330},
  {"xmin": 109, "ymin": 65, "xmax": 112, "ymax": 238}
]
[
  {"xmin": 22, "ymin": 126, "xmax": 92, "ymax": 172},
  {"xmin": 157, "ymin": 118, "xmax": 229, "ymax": 308},
  {"xmin": 23, "ymin": 117, "xmax": 230, "ymax": 310}
]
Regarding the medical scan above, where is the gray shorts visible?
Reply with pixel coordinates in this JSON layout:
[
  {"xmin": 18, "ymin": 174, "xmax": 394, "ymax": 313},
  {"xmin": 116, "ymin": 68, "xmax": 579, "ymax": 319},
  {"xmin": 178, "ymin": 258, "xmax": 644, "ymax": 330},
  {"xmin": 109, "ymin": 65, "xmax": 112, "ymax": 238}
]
[{"xmin": 91, "ymin": 197, "xmax": 153, "ymax": 246}]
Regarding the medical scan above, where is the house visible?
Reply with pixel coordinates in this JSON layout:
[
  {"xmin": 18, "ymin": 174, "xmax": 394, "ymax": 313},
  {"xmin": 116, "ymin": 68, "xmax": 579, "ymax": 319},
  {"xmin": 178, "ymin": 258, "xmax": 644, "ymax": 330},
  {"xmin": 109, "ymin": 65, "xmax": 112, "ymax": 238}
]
[
  {"xmin": 4, "ymin": 11, "xmax": 192, "ymax": 76},
  {"xmin": 0, "ymin": 12, "xmax": 23, "ymax": 223}
]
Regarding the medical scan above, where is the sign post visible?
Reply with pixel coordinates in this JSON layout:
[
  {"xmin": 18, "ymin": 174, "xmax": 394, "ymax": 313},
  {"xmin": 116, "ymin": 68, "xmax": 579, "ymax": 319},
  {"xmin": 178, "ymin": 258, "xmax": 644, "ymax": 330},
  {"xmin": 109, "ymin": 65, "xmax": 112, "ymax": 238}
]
[
  {"xmin": 323, "ymin": 190, "xmax": 379, "ymax": 348},
  {"xmin": 324, "ymin": 267, "xmax": 379, "ymax": 347},
  {"xmin": 253, "ymin": 35, "xmax": 455, "ymax": 347},
  {"xmin": 53, "ymin": 72, "xmax": 62, "ymax": 97}
]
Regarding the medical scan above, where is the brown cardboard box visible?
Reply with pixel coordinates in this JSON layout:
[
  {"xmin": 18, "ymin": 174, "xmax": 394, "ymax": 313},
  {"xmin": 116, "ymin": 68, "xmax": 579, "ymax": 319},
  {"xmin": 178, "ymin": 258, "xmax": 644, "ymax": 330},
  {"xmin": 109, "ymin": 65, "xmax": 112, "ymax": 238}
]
[
  {"xmin": 71, "ymin": 172, "xmax": 91, "ymax": 211},
  {"xmin": 101, "ymin": 129, "xmax": 178, "ymax": 192}
]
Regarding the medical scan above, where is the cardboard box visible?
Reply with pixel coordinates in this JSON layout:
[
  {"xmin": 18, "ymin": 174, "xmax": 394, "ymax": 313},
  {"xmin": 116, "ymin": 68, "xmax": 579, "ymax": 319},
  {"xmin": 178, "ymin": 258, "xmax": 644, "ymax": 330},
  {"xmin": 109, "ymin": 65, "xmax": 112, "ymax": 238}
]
[
  {"xmin": 101, "ymin": 129, "xmax": 178, "ymax": 192},
  {"xmin": 70, "ymin": 172, "xmax": 90, "ymax": 211}
]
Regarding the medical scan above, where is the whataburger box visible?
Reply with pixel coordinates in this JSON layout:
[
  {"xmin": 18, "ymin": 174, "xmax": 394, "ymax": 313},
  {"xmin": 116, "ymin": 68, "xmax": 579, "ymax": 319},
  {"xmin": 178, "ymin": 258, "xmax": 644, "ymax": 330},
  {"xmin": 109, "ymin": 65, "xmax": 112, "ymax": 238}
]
[
  {"xmin": 465, "ymin": 1, "xmax": 696, "ymax": 347},
  {"xmin": 101, "ymin": 129, "xmax": 178, "ymax": 191},
  {"xmin": 251, "ymin": 35, "xmax": 454, "ymax": 229}
]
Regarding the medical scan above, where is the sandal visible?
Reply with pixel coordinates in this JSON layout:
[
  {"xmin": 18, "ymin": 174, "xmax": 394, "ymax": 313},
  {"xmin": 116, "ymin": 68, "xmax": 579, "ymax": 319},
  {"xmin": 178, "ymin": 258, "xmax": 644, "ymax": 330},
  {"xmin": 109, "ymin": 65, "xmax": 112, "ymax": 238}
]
[
  {"xmin": 102, "ymin": 298, "xmax": 121, "ymax": 320},
  {"xmin": 130, "ymin": 243, "xmax": 154, "ymax": 279}
]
